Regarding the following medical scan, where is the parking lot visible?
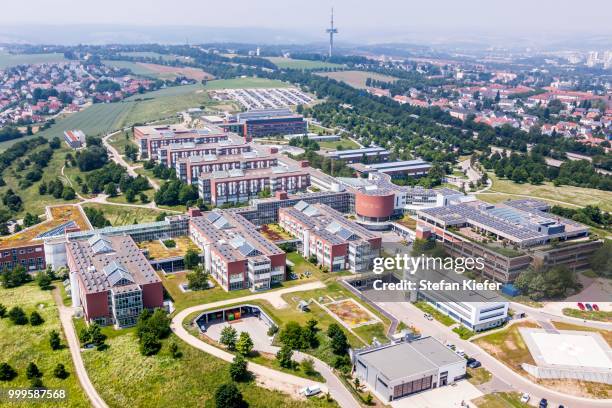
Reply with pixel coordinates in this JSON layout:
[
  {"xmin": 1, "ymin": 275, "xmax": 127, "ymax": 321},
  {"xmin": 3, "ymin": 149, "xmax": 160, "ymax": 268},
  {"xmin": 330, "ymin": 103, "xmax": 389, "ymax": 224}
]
[
  {"xmin": 203, "ymin": 316, "xmax": 276, "ymax": 353},
  {"xmin": 209, "ymin": 87, "xmax": 313, "ymax": 109}
]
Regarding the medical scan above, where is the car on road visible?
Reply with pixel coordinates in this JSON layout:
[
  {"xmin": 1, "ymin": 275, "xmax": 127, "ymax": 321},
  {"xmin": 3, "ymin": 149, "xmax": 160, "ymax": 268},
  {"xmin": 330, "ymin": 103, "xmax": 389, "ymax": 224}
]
[
  {"xmin": 424, "ymin": 313, "xmax": 433, "ymax": 320},
  {"xmin": 447, "ymin": 343, "xmax": 456, "ymax": 350},
  {"xmin": 467, "ymin": 360, "xmax": 481, "ymax": 368},
  {"xmin": 577, "ymin": 302, "xmax": 585, "ymax": 310},
  {"xmin": 520, "ymin": 393, "xmax": 530, "ymax": 403},
  {"xmin": 301, "ymin": 385, "xmax": 321, "ymax": 397},
  {"xmin": 593, "ymin": 303, "xmax": 600, "ymax": 311},
  {"xmin": 586, "ymin": 303, "xmax": 593, "ymax": 311},
  {"xmin": 539, "ymin": 398, "xmax": 548, "ymax": 407},
  {"xmin": 456, "ymin": 349, "xmax": 465, "ymax": 357}
]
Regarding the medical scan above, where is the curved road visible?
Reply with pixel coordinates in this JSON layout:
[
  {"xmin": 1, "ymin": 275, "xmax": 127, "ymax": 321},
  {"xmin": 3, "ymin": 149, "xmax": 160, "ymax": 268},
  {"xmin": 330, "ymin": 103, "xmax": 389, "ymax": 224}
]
[
  {"xmin": 171, "ymin": 282, "xmax": 359, "ymax": 408},
  {"xmin": 378, "ymin": 301, "xmax": 612, "ymax": 408}
]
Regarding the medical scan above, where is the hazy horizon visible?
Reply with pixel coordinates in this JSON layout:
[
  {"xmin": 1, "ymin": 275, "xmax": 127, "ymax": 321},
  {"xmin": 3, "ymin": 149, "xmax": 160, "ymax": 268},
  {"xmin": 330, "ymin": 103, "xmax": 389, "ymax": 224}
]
[{"xmin": 1, "ymin": 0, "xmax": 611, "ymax": 47}]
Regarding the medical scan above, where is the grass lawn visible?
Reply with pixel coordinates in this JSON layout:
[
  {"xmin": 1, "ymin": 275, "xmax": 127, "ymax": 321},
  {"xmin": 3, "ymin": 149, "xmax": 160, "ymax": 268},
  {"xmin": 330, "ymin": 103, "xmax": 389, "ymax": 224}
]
[
  {"xmin": 473, "ymin": 321, "xmax": 539, "ymax": 373},
  {"xmin": 413, "ymin": 301, "xmax": 456, "ymax": 326},
  {"xmin": 81, "ymin": 203, "xmax": 166, "ymax": 226},
  {"xmin": 0, "ymin": 51, "xmax": 66, "ymax": 69},
  {"xmin": 266, "ymin": 57, "xmax": 343, "ymax": 70},
  {"xmin": 467, "ymin": 367, "xmax": 493, "ymax": 386},
  {"xmin": 472, "ymin": 392, "xmax": 529, "ymax": 408},
  {"xmin": 316, "ymin": 71, "xmax": 398, "ymax": 89},
  {"xmin": 0, "ymin": 284, "xmax": 89, "ymax": 407},
  {"xmin": 203, "ymin": 77, "xmax": 291, "ymax": 90},
  {"xmin": 318, "ymin": 139, "xmax": 360, "ymax": 150},
  {"xmin": 481, "ymin": 173, "xmax": 612, "ymax": 212},
  {"xmin": 453, "ymin": 326, "xmax": 475, "ymax": 340},
  {"xmin": 561, "ymin": 308, "xmax": 612, "ymax": 323},
  {"xmin": 82, "ymin": 330, "xmax": 334, "ymax": 408},
  {"xmin": 0, "ymin": 143, "xmax": 80, "ymax": 216}
]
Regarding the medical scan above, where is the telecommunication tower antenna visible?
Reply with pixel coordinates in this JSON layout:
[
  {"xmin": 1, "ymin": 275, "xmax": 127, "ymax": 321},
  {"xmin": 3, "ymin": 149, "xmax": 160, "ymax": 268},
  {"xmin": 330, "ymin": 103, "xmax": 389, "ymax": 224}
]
[{"xmin": 326, "ymin": 8, "xmax": 338, "ymax": 58}]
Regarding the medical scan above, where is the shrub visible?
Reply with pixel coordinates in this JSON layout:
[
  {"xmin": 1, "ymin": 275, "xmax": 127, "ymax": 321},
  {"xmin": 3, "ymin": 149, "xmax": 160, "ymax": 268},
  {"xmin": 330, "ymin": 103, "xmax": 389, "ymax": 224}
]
[
  {"xmin": 26, "ymin": 362, "xmax": 42, "ymax": 379},
  {"xmin": 214, "ymin": 383, "xmax": 247, "ymax": 408},
  {"xmin": 8, "ymin": 306, "xmax": 28, "ymax": 325},
  {"xmin": 236, "ymin": 332, "xmax": 253, "ymax": 356},
  {"xmin": 49, "ymin": 330, "xmax": 61, "ymax": 350},
  {"xmin": 139, "ymin": 332, "xmax": 162, "ymax": 356},
  {"xmin": 229, "ymin": 354, "xmax": 250, "ymax": 381},
  {"xmin": 29, "ymin": 311, "xmax": 44, "ymax": 326},
  {"xmin": 53, "ymin": 363, "xmax": 69, "ymax": 379},
  {"xmin": 0, "ymin": 362, "xmax": 17, "ymax": 381}
]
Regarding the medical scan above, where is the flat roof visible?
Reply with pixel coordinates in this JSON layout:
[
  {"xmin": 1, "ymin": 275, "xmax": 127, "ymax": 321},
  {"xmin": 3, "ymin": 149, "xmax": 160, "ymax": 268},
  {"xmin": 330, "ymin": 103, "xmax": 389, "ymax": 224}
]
[
  {"xmin": 0, "ymin": 205, "xmax": 91, "ymax": 250},
  {"xmin": 358, "ymin": 337, "xmax": 464, "ymax": 381}
]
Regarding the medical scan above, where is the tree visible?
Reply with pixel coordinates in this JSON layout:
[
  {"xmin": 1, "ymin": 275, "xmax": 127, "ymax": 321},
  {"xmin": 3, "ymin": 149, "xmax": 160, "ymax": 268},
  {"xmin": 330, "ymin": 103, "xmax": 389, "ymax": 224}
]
[
  {"xmin": 125, "ymin": 189, "xmax": 136, "ymax": 203},
  {"xmin": 8, "ymin": 306, "xmax": 28, "ymax": 325},
  {"xmin": 140, "ymin": 331, "xmax": 162, "ymax": 356},
  {"xmin": 0, "ymin": 362, "xmax": 17, "ymax": 381},
  {"xmin": 0, "ymin": 304, "xmax": 6, "ymax": 318},
  {"xmin": 26, "ymin": 362, "xmax": 42, "ymax": 379},
  {"xmin": 186, "ymin": 266, "xmax": 210, "ymax": 290},
  {"xmin": 89, "ymin": 323, "xmax": 107, "ymax": 347},
  {"xmin": 104, "ymin": 182, "xmax": 117, "ymax": 197},
  {"xmin": 183, "ymin": 248, "xmax": 200, "ymax": 270},
  {"xmin": 29, "ymin": 311, "xmax": 44, "ymax": 326},
  {"xmin": 229, "ymin": 354, "xmax": 250, "ymax": 381},
  {"xmin": 303, "ymin": 318, "xmax": 319, "ymax": 348},
  {"xmin": 62, "ymin": 186, "xmax": 76, "ymax": 200},
  {"xmin": 36, "ymin": 271, "xmax": 52, "ymax": 290},
  {"xmin": 79, "ymin": 327, "xmax": 91, "ymax": 345},
  {"xmin": 214, "ymin": 383, "xmax": 248, "ymax": 408},
  {"xmin": 301, "ymin": 357, "xmax": 316, "ymax": 376},
  {"xmin": 220, "ymin": 326, "xmax": 237, "ymax": 351},
  {"xmin": 53, "ymin": 363, "xmax": 69, "ymax": 379},
  {"xmin": 276, "ymin": 343, "xmax": 294, "ymax": 369},
  {"xmin": 590, "ymin": 241, "xmax": 612, "ymax": 278},
  {"xmin": 236, "ymin": 332, "xmax": 254, "ymax": 356},
  {"xmin": 328, "ymin": 323, "xmax": 349, "ymax": 355},
  {"xmin": 278, "ymin": 321, "xmax": 306, "ymax": 350},
  {"xmin": 76, "ymin": 146, "xmax": 108, "ymax": 171},
  {"xmin": 49, "ymin": 330, "xmax": 61, "ymax": 350}
]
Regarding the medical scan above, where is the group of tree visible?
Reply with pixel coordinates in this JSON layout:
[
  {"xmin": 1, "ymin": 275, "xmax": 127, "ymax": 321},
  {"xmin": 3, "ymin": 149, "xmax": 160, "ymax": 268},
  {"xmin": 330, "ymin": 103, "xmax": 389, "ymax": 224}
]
[
  {"xmin": 38, "ymin": 178, "xmax": 76, "ymax": 201},
  {"xmin": 3, "ymin": 305, "xmax": 43, "ymax": 326},
  {"xmin": 590, "ymin": 241, "xmax": 612, "ymax": 278},
  {"xmin": 514, "ymin": 265, "xmax": 581, "ymax": 300},
  {"xmin": 2, "ymin": 189, "xmax": 23, "ymax": 212},
  {"xmin": 144, "ymin": 160, "xmax": 176, "ymax": 180},
  {"xmin": 83, "ymin": 207, "xmax": 112, "ymax": 228},
  {"xmin": 136, "ymin": 308, "xmax": 171, "ymax": 356},
  {"xmin": 277, "ymin": 319, "xmax": 320, "ymax": 350},
  {"xmin": 219, "ymin": 326, "xmax": 254, "ymax": 357},
  {"xmin": 214, "ymin": 382, "xmax": 248, "ymax": 408},
  {"xmin": 75, "ymin": 145, "xmax": 108, "ymax": 171},
  {"xmin": 550, "ymin": 205, "xmax": 610, "ymax": 230},
  {"xmin": 0, "ymin": 360, "xmax": 68, "ymax": 386},
  {"xmin": 78, "ymin": 323, "xmax": 107, "ymax": 350},
  {"xmin": 84, "ymin": 162, "xmax": 150, "ymax": 200},
  {"xmin": 288, "ymin": 135, "xmax": 320, "ymax": 151},
  {"xmin": 0, "ymin": 265, "xmax": 31, "ymax": 288},
  {"xmin": 154, "ymin": 179, "xmax": 198, "ymax": 207}
]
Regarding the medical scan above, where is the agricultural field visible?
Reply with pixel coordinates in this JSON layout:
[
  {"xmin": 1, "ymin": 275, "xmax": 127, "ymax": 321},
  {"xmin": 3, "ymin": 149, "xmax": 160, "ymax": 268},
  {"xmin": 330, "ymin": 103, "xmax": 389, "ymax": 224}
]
[
  {"xmin": 0, "ymin": 51, "xmax": 66, "ymax": 69},
  {"xmin": 203, "ymin": 77, "xmax": 291, "ymax": 90},
  {"xmin": 83, "ymin": 330, "xmax": 331, "ymax": 408},
  {"xmin": 81, "ymin": 203, "xmax": 166, "ymax": 226},
  {"xmin": 316, "ymin": 70, "xmax": 398, "ymax": 89},
  {"xmin": 104, "ymin": 60, "xmax": 213, "ymax": 81},
  {"xmin": 479, "ymin": 173, "xmax": 612, "ymax": 212},
  {"xmin": 266, "ymin": 57, "xmax": 344, "ymax": 70},
  {"xmin": 0, "ymin": 284, "xmax": 89, "ymax": 407}
]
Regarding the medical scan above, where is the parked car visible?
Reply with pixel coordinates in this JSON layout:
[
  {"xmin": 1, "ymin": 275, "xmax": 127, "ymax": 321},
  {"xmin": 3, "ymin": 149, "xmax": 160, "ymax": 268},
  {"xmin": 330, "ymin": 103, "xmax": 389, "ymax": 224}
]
[
  {"xmin": 592, "ymin": 304, "xmax": 599, "ymax": 311},
  {"xmin": 424, "ymin": 313, "xmax": 433, "ymax": 321},
  {"xmin": 585, "ymin": 303, "xmax": 593, "ymax": 311},
  {"xmin": 466, "ymin": 357, "xmax": 476, "ymax": 364},
  {"xmin": 539, "ymin": 398, "xmax": 548, "ymax": 407},
  {"xmin": 301, "ymin": 385, "xmax": 321, "ymax": 397},
  {"xmin": 520, "ymin": 393, "xmax": 530, "ymax": 403},
  {"xmin": 467, "ymin": 360, "xmax": 481, "ymax": 369},
  {"xmin": 577, "ymin": 302, "xmax": 585, "ymax": 310},
  {"xmin": 456, "ymin": 349, "xmax": 465, "ymax": 357}
]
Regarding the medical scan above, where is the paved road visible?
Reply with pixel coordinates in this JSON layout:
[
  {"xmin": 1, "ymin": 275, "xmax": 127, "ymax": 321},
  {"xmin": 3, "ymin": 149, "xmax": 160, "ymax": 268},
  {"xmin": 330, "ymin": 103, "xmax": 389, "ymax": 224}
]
[
  {"xmin": 510, "ymin": 301, "xmax": 612, "ymax": 331},
  {"xmin": 377, "ymin": 301, "xmax": 612, "ymax": 408},
  {"xmin": 52, "ymin": 289, "xmax": 109, "ymax": 408},
  {"xmin": 171, "ymin": 281, "xmax": 359, "ymax": 408}
]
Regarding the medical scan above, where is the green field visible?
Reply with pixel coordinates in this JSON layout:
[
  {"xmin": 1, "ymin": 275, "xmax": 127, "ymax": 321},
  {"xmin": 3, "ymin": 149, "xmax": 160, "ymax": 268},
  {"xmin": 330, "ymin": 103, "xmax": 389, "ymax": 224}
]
[
  {"xmin": 83, "ymin": 330, "xmax": 332, "ymax": 408},
  {"xmin": 318, "ymin": 139, "xmax": 360, "ymax": 150},
  {"xmin": 102, "ymin": 60, "xmax": 159, "ymax": 77},
  {"xmin": 472, "ymin": 392, "xmax": 529, "ymax": 408},
  {"xmin": 0, "ymin": 51, "xmax": 67, "ymax": 69},
  {"xmin": 317, "ymin": 70, "xmax": 398, "ymax": 89},
  {"xmin": 266, "ymin": 57, "xmax": 343, "ymax": 70},
  {"xmin": 0, "ymin": 284, "xmax": 89, "ymax": 407},
  {"xmin": 81, "ymin": 203, "xmax": 166, "ymax": 226},
  {"xmin": 479, "ymin": 173, "xmax": 612, "ymax": 212},
  {"xmin": 203, "ymin": 77, "xmax": 291, "ymax": 90}
]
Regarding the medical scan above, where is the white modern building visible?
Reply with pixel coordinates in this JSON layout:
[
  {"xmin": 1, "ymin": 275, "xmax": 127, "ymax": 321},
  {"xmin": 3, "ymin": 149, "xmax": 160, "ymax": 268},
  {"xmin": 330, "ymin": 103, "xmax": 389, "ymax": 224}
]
[{"xmin": 352, "ymin": 337, "xmax": 466, "ymax": 402}]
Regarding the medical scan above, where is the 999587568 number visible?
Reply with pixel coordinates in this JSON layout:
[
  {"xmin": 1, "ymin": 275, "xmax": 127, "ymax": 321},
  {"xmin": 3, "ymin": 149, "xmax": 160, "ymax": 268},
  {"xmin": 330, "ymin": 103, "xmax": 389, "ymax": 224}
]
[{"xmin": 0, "ymin": 388, "xmax": 67, "ymax": 401}]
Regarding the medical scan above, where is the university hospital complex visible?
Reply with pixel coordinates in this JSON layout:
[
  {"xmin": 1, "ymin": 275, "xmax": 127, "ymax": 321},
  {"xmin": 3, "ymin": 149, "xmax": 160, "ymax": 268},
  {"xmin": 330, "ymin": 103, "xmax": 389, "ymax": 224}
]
[{"xmin": 2, "ymin": 115, "xmax": 602, "ymax": 333}]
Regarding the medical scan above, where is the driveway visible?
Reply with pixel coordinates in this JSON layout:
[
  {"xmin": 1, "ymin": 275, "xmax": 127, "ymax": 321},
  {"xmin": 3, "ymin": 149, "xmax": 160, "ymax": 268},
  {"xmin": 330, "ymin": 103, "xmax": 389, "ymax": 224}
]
[
  {"xmin": 377, "ymin": 301, "xmax": 612, "ymax": 408},
  {"xmin": 171, "ymin": 281, "xmax": 359, "ymax": 407},
  {"xmin": 389, "ymin": 381, "xmax": 482, "ymax": 408}
]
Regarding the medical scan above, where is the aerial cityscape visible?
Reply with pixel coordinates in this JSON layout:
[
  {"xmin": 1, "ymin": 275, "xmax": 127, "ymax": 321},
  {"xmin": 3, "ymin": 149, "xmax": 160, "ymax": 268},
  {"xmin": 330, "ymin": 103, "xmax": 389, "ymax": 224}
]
[{"xmin": 0, "ymin": 1, "xmax": 610, "ymax": 408}]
